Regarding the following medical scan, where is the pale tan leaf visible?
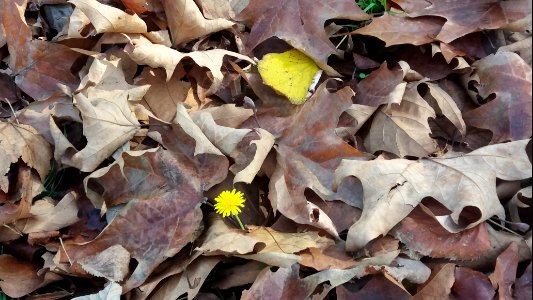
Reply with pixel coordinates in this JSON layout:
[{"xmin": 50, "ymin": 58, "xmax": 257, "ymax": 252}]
[
  {"xmin": 335, "ymin": 139, "xmax": 531, "ymax": 251},
  {"xmin": 0, "ymin": 122, "xmax": 51, "ymax": 192},
  {"xmin": 423, "ymin": 82, "xmax": 466, "ymax": 137},
  {"xmin": 161, "ymin": 0, "xmax": 234, "ymax": 46},
  {"xmin": 149, "ymin": 257, "xmax": 221, "ymax": 300},
  {"xmin": 197, "ymin": 215, "xmax": 334, "ymax": 267},
  {"xmin": 23, "ymin": 192, "xmax": 81, "ymax": 233},
  {"xmin": 136, "ymin": 68, "xmax": 191, "ymax": 122},
  {"xmin": 79, "ymin": 245, "xmax": 130, "ymax": 282},
  {"xmin": 68, "ymin": 0, "xmax": 147, "ymax": 34},
  {"xmin": 364, "ymin": 81, "xmax": 437, "ymax": 157},
  {"xmin": 125, "ymin": 40, "xmax": 254, "ymax": 95}
]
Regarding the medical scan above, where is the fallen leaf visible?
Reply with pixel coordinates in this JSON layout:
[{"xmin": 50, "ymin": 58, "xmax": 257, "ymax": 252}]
[
  {"xmin": 353, "ymin": 61, "xmax": 407, "ymax": 107},
  {"xmin": 0, "ymin": 254, "xmax": 62, "ymax": 298},
  {"xmin": 514, "ymin": 262, "xmax": 532, "ymax": 300},
  {"xmin": 241, "ymin": 264, "xmax": 309, "ymax": 300},
  {"xmin": 336, "ymin": 275, "xmax": 411, "ymax": 300},
  {"xmin": 69, "ymin": 0, "xmax": 147, "ymax": 34},
  {"xmin": 72, "ymin": 282, "xmax": 122, "ymax": 300},
  {"xmin": 451, "ymin": 267, "xmax": 495, "ymax": 300},
  {"xmin": 489, "ymin": 243, "xmax": 519, "ymax": 300},
  {"xmin": 197, "ymin": 214, "xmax": 334, "ymax": 267},
  {"xmin": 354, "ymin": 14, "xmax": 444, "ymax": 47},
  {"xmin": 392, "ymin": 204, "xmax": 492, "ymax": 260},
  {"xmin": 62, "ymin": 111, "xmax": 228, "ymax": 291},
  {"xmin": 364, "ymin": 81, "xmax": 437, "ymax": 157},
  {"xmin": 335, "ymin": 139, "xmax": 531, "ymax": 251},
  {"xmin": 161, "ymin": 0, "xmax": 234, "ymax": 46},
  {"xmin": 22, "ymin": 192, "xmax": 81, "ymax": 233},
  {"xmin": 149, "ymin": 256, "xmax": 221, "ymax": 300},
  {"xmin": 3, "ymin": 0, "xmax": 83, "ymax": 100},
  {"xmin": 125, "ymin": 39, "xmax": 254, "ymax": 95},
  {"xmin": 392, "ymin": 0, "xmax": 532, "ymax": 43},
  {"xmin": 52, "ymin": 57, "xmax": 145, "ymax": 172},
  {"xmin": 462, "ymin": 52, "xmax": 532, "ymax": 143},
  {"xmin": 263, "ymin": 84, "xmax": 365, "ymax": 237},
  {"xmin": 414, "ymin": 263, "xmax": 456, "ymax": 300},
  {"xmin": 136, "ymin": 67, "xmax": 191, "ymax": 122},
  {"xmin": 0, "ymin": 122, "xmax": 51, "ymax": 193},
  {"xmin": 239, "ymin": 0, "xmax": 370, "ymax": 74}
]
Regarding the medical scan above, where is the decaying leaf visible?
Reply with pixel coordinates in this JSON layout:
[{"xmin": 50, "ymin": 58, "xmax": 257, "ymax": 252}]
[
  {"xmin": 463, "ymin": 52, "xmax": 532, "ymax": 143},
  {"xmin": 69, "ymin": 0, "xmax": 147, "ymax": 34},
  {"xmin": 0, "ymin": 122, "xmax": 51, "ymax": 193},
  {"xmin": 240, "ymin": 0, "xmax": 370, "ymax": 74},
  {"xmin": 335, "ymin": 139, "xmax": 531, "ymax": 251}
]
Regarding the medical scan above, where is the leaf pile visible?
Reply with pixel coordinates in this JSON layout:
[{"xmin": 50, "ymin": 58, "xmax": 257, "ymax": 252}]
[{"xmin": 0, "ymin": 0, "xmax": 532, "ymax": 299}]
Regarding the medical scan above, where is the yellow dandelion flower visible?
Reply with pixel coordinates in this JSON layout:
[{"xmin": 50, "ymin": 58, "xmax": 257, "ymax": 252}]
[
  {"xmin": 214, "ymin": 189, "xmax": 246, "ymax": 230},
  {"xmin": 214, "ymin": 189, "xmax": 246, "ymax": 218}
]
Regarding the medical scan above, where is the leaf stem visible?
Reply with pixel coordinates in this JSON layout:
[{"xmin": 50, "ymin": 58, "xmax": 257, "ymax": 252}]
[{"xmin": 234, "ymin": 214, "xmax": 245, "ymax": 230}]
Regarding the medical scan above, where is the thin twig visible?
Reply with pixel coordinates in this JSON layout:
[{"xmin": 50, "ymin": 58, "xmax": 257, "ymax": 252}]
[{"xmin": 59, "ymin": 237, "xmax": 73, "ymax": 266}]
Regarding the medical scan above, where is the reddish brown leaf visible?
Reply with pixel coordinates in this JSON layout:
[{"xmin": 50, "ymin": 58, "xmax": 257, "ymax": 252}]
[
  {"xmin": 392, "ymin": 204, "xmax": 491, "ymax": 260},
  {"xmin": 490, "ymin": 243, "xmax": 520, "ymax": 300},
  {"xmin": 239, "ymin": 0, "xmax": 370, "ymax": 74},
  {"xmin": 62, "ymin": 122, "xmax": 228, "ymax": 292},
  {"xmin": 462, "ymin": 52, "xmax": 532, "ymax": 143},
  {"xmin": 392, "ymin": 0, "xmax": 532, "ymax": 43},
  {"xmin": 353, "ymin": 61, "xmax": 406, "ymax": 107},
  {"xmin": 336, "ymin": 275, "xmax": 411, "ymax": 300},
  {"xmin": 0, "ymin": 255, "xmax": 62, "ymax": 298},
  {"xmin": 2, "ymin": 0, "xmax": 83, "ymax": 100},
  {"xmin": 241, "ymin": 264, "xmax": 309, "ymax": 300},
  {"xmin": 451, "ymin": 267, "xmax": 495, "ymax": 300},
  {"xmin": 414, "ymin": 263, "xmax": 456, "ymax": 300},
  {"xmin": 514, "ymin": 262, "xmax": 532, "ymax": 300},
  {"xmin": 262, "ymin": 84, "xmax": 364, "ymax": 237},
  {"xmin": 354, "ymin": 14, "xmax": 444, "ymax": 47}
]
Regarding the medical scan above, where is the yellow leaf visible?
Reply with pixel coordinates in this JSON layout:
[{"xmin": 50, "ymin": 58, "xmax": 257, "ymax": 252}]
[{"xmin": 258, "ymin": 49, "xmax": 322, "ymax": 105}]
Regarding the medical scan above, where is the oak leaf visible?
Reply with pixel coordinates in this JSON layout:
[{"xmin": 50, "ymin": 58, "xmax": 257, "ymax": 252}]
[
  {"xmin": 68, "ymin": 0, "xmax": 147, "ymax": 34},
  {"xmin": 239, "ymin": 0, "xmax": 370, "ymax": 74},
  {"xmin": 335, "ymin": 139, "xmax": 531, "ymax": 251},
  {"xmin": 462, "ymin": 52, "xmax": 532, "ymax": 143}
]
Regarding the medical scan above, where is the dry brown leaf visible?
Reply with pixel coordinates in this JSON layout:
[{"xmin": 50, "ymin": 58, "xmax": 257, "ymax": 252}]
[
  {"xmin": 0, "ymin": 165, "xmax": 42, "ymax": 227},
  {"xmin": 62, "ymin": 114, "xmax": 228, "ymax": 291},
  {"xmin": 451, "ymin": 267, "xmax": 496, "ymax": 299},
  {"xmin": 462, "ymin": 52, "xmax": 532, "ymax": 143},
  {"xmin": 414, "ymin": 263, "xmax": 456, "ymax": 300},
  {"xmin": 125, "ymin": 39, "xmax": 254, "ymax": 95},
  {"xmin": 22, "ymin": 192, "xmax": 81, "ymax": 233},
  {"xmin": 393, "ymin": 0, "xmax": 532, "ymax": 43},
  {"xmin": 335, "ymin": 139, "xmax": 531, "ymax": 251},
  {"xmin": 69, "ymin": 0, "xmax": 147, "ymax": 34},
  {"xmin": 213, "ymin": 261, "xmax": 266, "ymax": 290},
  {"xmin": 364, "ymin": 81, "xmax": 437, "ymax": 157},
  {"xmin": 72, "ymin": 282, "xmax": 122, "ymax": 300},
  {"xmin": 354, "ymin": 14, "xmax": 444, "ymax": 47},
  {"xmin": 78, "ymin": 244, "xmax": 130, "ymax": 282},
  {"xmin": 489, "ymin": 243, "xmax": 520, "ymax": 300},
  {"xmin": 161, "ymin": 0, "xmax": 234, "ymax": 46},
  {"xmin": 239, "ymin": 0, "xmax": 370, "ymax": 74},
  {"xmin": 392, "ymin": 204, "xmax": 492, "ymax": 260},
  {"xmin": 241, "ymin": 264, "xmax": 309, "ymax": 300},
  {"xmin": 197, "ymin": 215, "xmax": 334, "ymax": 267},
  {"xmin": 0, "ymin": 122, "xmax": 51, "ymax": 193},
  {"xmin": 422, "ymin": 82, "xmax": 467, "ymax": 137},
  {"xmin": 191, "ymin": 107, "xmax": 275, "ymax": 184},
  {"xmin": 0, "ymin": 255, "xmax": 62, "ymax": 298},
  {"xmin": 3, "ymin": 0, "xmax": 83, "ymax": 100},
  {"xmin": 298, "ymin": 241, "xmax": 358, "ymax": 271},
  {"xmin": 52, "ymin": 57, "xmax": 145, "ymax": 172},
  {"xmin": 197, "ymin": 0, "xmax": 249, "ymax": 19},
  {"xmin": 136, "ymin": 68, "xmax": 191, "ymax": 122},
  {"xmin": 148, "ymin": 257, "xmax": 221, "ymax": 300},
  {"xmin": 253, "ymin": 84, "xmax": 365, "ymax": 238},
  {"xmin": 336, "ymin": 275, "xmax": 411, "ymax": 300},
  {"xmin": 353, "ymin": 61, "xmax": 407, "ymax": 107}
]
